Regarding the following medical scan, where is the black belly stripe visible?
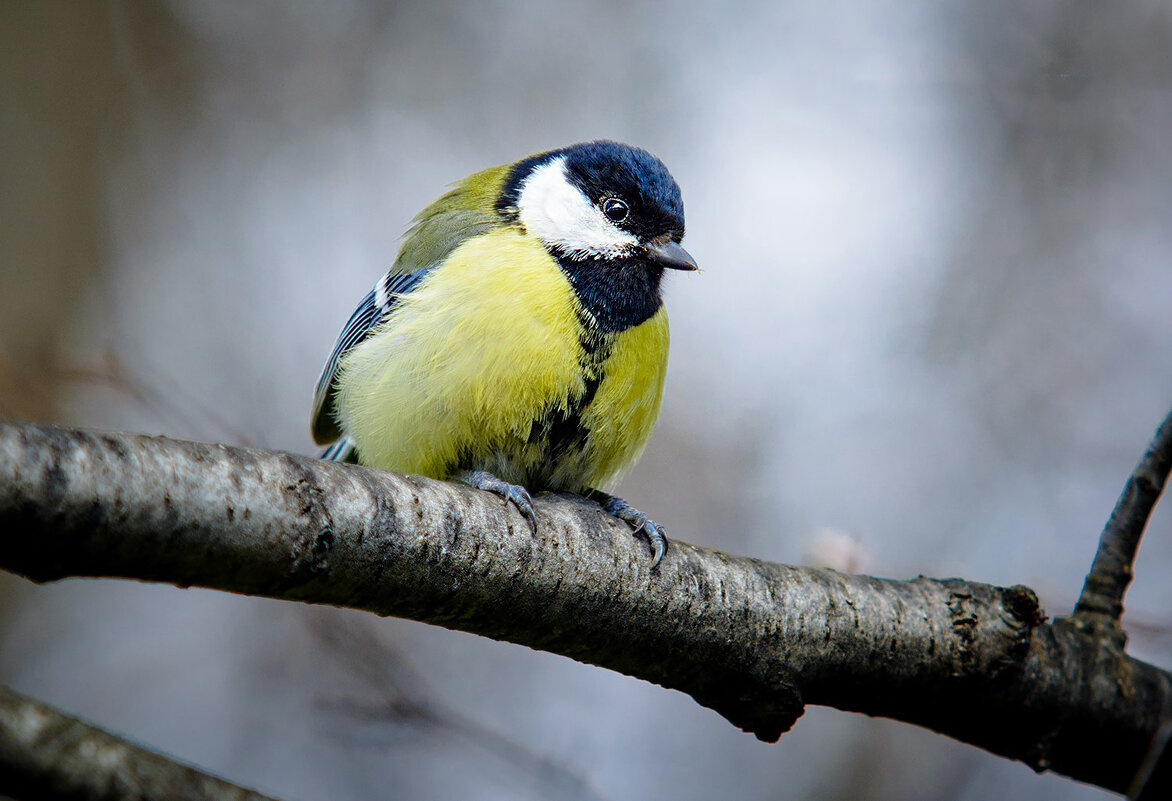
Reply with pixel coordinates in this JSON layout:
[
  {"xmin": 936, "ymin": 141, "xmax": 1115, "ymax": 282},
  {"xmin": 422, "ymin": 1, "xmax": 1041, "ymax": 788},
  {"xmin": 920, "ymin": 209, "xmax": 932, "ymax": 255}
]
[
  {"xmin": 517, "ymin": 255, "xmax": 660, "ymax": 467},
  {"xmin": 452, "ymin": 330, "xmax": 614, "ymax": 484},
  {"xmin": 529, "ymin": 373, "xmax": 600, "ymax": 458},
  {"xmin": 527, "ymin": 330, "xmax": 612, "ymax": 460},
  {"xmin": 505, "ymin": 244, "xmax": 665, "ymax": 470}
]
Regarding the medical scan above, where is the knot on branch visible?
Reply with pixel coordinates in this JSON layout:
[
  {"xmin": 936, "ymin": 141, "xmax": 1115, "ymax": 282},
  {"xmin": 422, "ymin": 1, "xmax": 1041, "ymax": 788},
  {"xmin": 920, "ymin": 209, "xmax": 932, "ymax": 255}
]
[
  {"xmin": 1000, "ymin": 584, "xmax": 1047, "ymax": 665},
  {"xmin": 691, "ymin": 672, "xmax": 804, "ymax": 743},
  {"xmin": 277, "ymin": 469, "xmax": 337, "ymax": 591}
]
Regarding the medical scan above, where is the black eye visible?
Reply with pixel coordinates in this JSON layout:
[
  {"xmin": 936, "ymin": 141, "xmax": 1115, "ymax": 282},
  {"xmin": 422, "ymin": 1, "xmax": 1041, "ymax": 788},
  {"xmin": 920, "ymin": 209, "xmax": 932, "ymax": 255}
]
[{"xmin": 601, "ymin": 197, "xmax": 629, "ymax": 223}]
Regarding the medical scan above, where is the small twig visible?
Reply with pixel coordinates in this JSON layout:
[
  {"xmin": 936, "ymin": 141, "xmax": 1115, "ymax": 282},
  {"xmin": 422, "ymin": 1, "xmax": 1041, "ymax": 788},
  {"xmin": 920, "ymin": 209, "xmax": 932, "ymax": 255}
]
[
  {"xmin": 0, "ymin": 684, "xmax": 279, "ymax": 801},
  {"xmin": 1073, "ymin": 406, "xmax": 1172, "ymax": 645}
]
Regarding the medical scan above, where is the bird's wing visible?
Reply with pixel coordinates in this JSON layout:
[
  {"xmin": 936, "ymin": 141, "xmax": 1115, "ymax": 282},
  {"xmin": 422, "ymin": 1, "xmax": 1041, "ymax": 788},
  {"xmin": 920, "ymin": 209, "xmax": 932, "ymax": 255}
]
[
  {"xmin": 310, "ymin": 269, "xmax": 428, "ymax": 445},
  {"xmin": 311, "ymin": 165, "xmax": 512, "ymax": 448}
]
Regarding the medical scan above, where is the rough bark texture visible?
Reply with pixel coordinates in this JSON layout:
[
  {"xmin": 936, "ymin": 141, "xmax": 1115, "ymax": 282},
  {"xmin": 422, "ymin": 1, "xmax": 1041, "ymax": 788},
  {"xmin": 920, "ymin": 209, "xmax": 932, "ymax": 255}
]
[
  {"xmin": 1074, "ymin": 407, "xmax": 1172, "ymax": 646},
  {"xmin": 0, "ymin": 684, "xmax": 276, "ymax": 801},
  {"xmin": 1, "ymin": 420, "xmax": 1169, "ymax": 795}
]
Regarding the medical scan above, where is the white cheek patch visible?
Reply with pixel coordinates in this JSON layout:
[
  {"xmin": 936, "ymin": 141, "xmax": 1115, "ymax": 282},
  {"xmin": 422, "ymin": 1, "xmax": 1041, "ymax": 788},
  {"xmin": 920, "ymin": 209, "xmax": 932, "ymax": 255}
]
[{"xmin": 516, "ymin": 157, "xmax": 639, "ymax": 259}]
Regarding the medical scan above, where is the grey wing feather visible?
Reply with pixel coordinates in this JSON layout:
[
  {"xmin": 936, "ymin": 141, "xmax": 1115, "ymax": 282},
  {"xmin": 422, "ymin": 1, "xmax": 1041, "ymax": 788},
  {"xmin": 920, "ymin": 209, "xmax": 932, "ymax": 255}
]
[{"xmin": 310, "ymin": 270, "xmax": 428, "ymax": 446}]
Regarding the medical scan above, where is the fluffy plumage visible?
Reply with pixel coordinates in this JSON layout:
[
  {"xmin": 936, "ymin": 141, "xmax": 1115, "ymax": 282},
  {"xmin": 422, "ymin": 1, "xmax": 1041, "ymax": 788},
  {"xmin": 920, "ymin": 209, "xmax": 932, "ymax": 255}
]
[{"xmin": 311, "ymin": 141, "xmax": 695, "ymax": 563}]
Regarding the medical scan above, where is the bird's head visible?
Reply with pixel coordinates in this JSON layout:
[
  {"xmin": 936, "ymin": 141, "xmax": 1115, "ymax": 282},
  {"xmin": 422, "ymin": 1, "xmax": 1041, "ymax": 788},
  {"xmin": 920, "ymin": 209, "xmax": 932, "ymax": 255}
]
[{"xmin": 500, "ymin": 141, "xmax": 698, "ymax": 272}]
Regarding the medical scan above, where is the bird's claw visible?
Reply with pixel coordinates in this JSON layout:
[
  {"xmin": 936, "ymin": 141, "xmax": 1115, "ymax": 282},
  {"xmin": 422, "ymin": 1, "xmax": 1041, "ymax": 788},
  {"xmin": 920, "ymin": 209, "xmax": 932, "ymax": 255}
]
[
  {"xmin": 502, "ymin": 484, "xmax": 538, "ymax": 536},
  {"xmin": 641, "ymin": 518, "xmax": 667, "ymax": 567},
  {"xmin": 457, "ymin": 470, "xmax": 538, "ymax": 534},
  {"xmin": 596, "ymin": 492, "xmax": 667, "ymax": 568}
]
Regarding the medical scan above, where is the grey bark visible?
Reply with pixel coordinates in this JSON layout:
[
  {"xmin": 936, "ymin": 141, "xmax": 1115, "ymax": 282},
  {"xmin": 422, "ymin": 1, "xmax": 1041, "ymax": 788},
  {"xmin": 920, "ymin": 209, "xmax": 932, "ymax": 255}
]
[
  {"xmin": 0, "ymin": 420, "xmax": 1169, "ymax": 796},
  {"xmin": 1074, "ymin": 407, "xmax": 1172, "ymax": 646}
]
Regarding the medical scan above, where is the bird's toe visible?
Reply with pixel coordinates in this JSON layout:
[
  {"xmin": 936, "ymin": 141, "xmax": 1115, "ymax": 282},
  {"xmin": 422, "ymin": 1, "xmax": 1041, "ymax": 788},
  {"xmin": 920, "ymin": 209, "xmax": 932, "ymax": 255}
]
[
  {"xmin": 592, "ymin": 491, "xmax": 668, "ymax": 567},
  {"xmin": 456, "ymin": 470, "xmax": 538, "ymax": 534}
]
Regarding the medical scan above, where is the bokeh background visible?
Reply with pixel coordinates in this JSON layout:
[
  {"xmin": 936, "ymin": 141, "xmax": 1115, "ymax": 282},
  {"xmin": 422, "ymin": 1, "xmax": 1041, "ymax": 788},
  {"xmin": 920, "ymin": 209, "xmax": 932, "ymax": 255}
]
[{"xmin": 3, "ymin": 1, "xmax": 1171, "ymax": 799}]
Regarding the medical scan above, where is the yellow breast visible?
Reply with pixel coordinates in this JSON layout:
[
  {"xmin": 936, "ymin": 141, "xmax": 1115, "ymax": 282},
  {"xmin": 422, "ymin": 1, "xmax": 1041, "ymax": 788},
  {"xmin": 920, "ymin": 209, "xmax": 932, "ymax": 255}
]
[
  {"xmin": 579, "ymin": 306, "xmax": 669, "ymax": 489},
  {"xmin": 335, "ymin": 227, "xmax": 668, "ymax": 492}
]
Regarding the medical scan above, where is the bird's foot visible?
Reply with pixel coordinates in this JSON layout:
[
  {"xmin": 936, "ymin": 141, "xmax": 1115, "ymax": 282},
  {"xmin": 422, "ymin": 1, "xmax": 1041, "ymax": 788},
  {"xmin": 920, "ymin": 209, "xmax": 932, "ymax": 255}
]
[
  {"xmin": 455, "ymin": 470, "xmax": 537, "ymax": 534},
  {"xmin": 587, "ymin": 490, "xmax": 667, "ymax": 568}
]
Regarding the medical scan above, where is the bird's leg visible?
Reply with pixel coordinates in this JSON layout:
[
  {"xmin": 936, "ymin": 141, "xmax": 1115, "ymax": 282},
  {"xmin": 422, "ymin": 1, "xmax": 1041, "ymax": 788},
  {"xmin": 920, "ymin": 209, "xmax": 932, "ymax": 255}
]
[
  {"xmin": 584, "ymin": 489, "xmax": 667, "ymax": 567},
  {"xmin": 453, "ymin": 470, "xmax": 538, "ymax": 535}
]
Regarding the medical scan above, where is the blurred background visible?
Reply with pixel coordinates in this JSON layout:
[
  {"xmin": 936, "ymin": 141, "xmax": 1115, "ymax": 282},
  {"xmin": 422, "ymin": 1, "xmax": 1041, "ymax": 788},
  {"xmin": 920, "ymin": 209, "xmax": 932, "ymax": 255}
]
[{"xmin": 2, "ymin": 1, "xmax": 1171, "ymax": 799}]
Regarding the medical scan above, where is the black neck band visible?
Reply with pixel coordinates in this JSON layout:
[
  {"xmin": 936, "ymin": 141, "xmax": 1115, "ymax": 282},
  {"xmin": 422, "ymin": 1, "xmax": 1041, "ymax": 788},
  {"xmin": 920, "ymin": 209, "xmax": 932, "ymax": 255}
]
[{"xmin": 554, "ymin": 251, "xmax": 664, "ymax": 335}]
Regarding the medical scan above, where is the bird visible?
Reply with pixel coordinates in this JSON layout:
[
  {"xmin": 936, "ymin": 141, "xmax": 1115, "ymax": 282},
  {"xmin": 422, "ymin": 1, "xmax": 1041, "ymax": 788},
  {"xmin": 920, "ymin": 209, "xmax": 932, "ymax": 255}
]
[{"xmin": 310, "ymin": 140, "xmax": 696, "ymax": 566}]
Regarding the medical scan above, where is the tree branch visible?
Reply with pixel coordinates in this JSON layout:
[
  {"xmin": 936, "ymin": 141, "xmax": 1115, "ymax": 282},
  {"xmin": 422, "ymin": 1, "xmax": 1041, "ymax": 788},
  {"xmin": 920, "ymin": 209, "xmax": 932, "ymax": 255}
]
[
  {"xmin": 1129, "ymin": 720, "xmax": 1172, "ymax": 800},
  {"xmin": 1074, "ymin": 407, "xmax": 1172, "ymax": 644},
  {"xmin": 0, "ymin": 684, "xmax": 277, "ymax": 801},
  {"xmin": 1, "ymin": 420, "xmax": 1169, "ymax": 795}
]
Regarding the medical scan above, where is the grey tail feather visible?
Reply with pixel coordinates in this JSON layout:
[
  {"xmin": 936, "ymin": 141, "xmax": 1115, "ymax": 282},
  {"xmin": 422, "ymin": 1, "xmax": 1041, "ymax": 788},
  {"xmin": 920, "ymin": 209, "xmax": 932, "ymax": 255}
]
[{"xmin": 320, "ymin": 437, "xmax": 358, "ymax": 464}]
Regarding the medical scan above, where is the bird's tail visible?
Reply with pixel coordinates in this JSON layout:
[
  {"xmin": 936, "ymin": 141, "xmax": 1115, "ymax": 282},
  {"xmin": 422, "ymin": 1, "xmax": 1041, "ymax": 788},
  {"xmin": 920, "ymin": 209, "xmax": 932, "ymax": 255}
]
[{"xmin": 319, "ymin": 436, "xmax": 358, "ymax": 464}]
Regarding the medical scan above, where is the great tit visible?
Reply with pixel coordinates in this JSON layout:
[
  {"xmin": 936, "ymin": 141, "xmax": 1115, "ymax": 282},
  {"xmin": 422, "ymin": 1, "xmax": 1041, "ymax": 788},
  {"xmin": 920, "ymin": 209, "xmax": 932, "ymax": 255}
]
[{"xmin": 311, "ymin": 140, "xmax": 696, "ymax": 566}]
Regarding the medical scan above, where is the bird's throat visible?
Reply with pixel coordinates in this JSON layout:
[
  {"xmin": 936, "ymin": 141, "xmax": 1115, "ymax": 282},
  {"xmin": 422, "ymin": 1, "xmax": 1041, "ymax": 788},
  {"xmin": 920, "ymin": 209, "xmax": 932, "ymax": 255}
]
[{"xmin": 553, "ymin": 252, "xmax": 665, "ymax": 334}]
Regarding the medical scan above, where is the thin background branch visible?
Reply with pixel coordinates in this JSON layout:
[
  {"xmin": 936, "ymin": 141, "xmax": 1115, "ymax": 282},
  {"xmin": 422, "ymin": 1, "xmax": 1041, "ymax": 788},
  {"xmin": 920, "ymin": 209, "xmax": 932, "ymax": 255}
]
[
  {"xmin": 306, "ymin": 612, "xmax": 609, "ymax": 801},
  {"xmin": 1074, "ymin": 407, "xmax": 1172, "ymax": 645},
  {"xmin": 0, "ymin": 685, "xmax": 276, "ymax": 801}
]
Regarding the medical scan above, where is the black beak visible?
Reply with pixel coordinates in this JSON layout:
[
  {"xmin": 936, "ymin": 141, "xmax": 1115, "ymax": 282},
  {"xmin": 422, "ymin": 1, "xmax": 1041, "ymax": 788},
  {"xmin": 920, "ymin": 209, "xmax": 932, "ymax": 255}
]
[{"xmin": 645, "ymin": 240, "xmax": 699, "ymax": 271}]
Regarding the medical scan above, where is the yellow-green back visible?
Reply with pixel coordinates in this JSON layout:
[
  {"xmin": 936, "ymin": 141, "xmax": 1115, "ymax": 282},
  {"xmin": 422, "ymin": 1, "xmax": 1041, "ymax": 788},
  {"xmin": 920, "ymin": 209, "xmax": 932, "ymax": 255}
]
[{"xmin": 392, "ymin": 165, "xmax": 511, "ymax": 275}]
